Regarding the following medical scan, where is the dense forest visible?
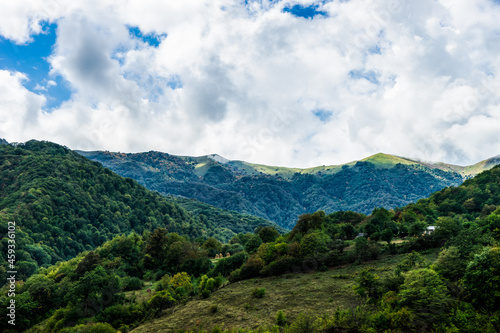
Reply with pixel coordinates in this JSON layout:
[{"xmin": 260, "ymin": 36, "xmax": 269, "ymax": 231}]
[
  {"xmin": 0, "ymin": 141, "xmax": 279, "ymax": 282},
  {"xmin": 79, "ymin": 150, "xmax": 474, "ymax": 229},
  {"xmin": 2, "ymin": 159, "xmax": 499, "ymax": 332}
]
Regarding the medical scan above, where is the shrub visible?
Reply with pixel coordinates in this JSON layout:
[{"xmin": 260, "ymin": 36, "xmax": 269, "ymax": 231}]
[
  {"xmin": 148, "ymin": 290, "xmax": 176, "ymax": 310},
  {"xmin": 239, "ymin": 254, "xmax": 265, "ymax": 280},
  {"xmin": 353, "ymin": 268, "xmax": 381, "ymax": 301},
  {"xmin": 171, "ymin": 272, "xmax": 192, "ymax": 292},
  {"xmin": 66, "ymin": 322, "xmax": 117, "ymax": 333},
  {"xmin": 199, "ymin": 275, "xmax": 216, "ymax": 298},
  {"xmin": 261, "ymin": 255, "xmax": 299, "ymax": 276},
  {"xmin": 209, "ymin": 303, "xmax": 219, "ymax": 313},
  {"xmin": 276, "ymin": 310, "xmax": 287, "ymax": 326},
  {"xmin": 179, "ymin": 257, "xmax": 212, "ymax": 277},
  {"xmin": 209, "ymin": 252, "xmax": 249, "ymax": 277},
  {"xmin": 94, "ymin": 304, "xmax": 144, "ymax": 329},
  {"xmin": 288, "ymin": 312, "xmax": 317, "ymax": 333},
  {"xmin": 252, "ymin": 287, "xmax": 266, "ymax": 298},
  {"xmin": 121, "ymin": 276, "xmax": 143, "ymax": 291},
  {"xmin": 228, "ymin": 268, "xmax": 242, "ymax": 283}
]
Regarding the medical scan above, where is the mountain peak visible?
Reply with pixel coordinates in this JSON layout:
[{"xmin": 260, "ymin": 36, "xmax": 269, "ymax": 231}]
[
  {"xmin": 206, "ymin": 154, "xmax": 229, "ymax": 164},
  {"xmin": 361, "ymin": 153, "xmax": 417, "ymax": 168}
]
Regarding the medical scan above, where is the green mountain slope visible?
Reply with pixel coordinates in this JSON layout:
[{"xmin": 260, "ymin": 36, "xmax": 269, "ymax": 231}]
[
  {"xmin": 0, "ymin": 141, "xmax": 278, "ymax": 279},
  {"xmin": 14, "ymin": 165, "xmax": 500, "ymax": 333},
  {"xmin": 79, "ymin": 150, "xmax": 499, "ymax": 229}
]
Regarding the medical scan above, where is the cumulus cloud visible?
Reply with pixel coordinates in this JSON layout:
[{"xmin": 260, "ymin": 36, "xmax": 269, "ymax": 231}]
[{"xmin": 1, "ymin": 0, "xmax": 500, "ymax": 167}]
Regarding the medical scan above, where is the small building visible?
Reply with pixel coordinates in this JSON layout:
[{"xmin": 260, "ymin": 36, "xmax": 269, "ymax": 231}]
[
  {"xmin": 356, "ymin": 233, "xmax": 368, "ymax": 238},
  {"xmin": 424, "ymin": 226, "xmax": 437, "ymax": 235}
]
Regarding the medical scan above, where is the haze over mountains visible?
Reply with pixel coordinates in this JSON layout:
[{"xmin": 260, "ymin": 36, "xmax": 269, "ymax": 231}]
[{"xmin": 79, "ymin": 149, "xmax": 500, "ymax": 229}]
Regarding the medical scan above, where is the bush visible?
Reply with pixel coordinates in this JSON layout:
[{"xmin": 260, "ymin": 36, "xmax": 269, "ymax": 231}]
[
  {"xmin": 64, "ymin": 322, "xmax": 117, "ymax": 333},
  {"xmin": 261, "ymin": 255, "xmax": 299, "ymax": 276},
  {"xmin": 94, "ymin": 304, "xmax": 144, "ymax": 329},
  {"xmin": 179, "ymin": 257, "xmax": 212, "ymax": 277},
  {"xmin": 199, "ymin": 275, "xmax": 216, "ymax": 298},
  {"xmin": 252, "ymin": 288, "xmax": 266, "ymax": 298},
  {"xmin": 121, "ymin": 276, "xmax": 143, "ymax": 291},
  {"xmin": 209, "ymin": 303, "xmax": 219, "ymax": 313},
  {"xmin": 228, "ymin": 268, "xmax": 242, "ymax": 283},
  {"xmin": 239, "ymin": 254, "xmax": 265, "ymax": 280},
  {"xmin": 209, "ymin": 252, "xmax": 249, "ymax": 277},
  {"xmin": 148, "ymin": 290, "xmax": 176, "ymax": 310},
  {"xmin": 288, "ymin": 312, "xmax": 317, "ymax": 333},
  {"xmin": 276, "ymin": 310, "xmax": 287, "ymax": 326}
]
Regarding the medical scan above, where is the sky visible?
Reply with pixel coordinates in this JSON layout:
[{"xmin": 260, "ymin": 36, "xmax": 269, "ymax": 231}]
[{"xmin": 1, "ymin": 0, "xmax": 500, "ymax": 168}]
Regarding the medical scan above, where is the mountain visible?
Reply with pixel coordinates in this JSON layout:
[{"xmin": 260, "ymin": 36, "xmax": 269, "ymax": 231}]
[
  {"xmin": 0, "ymin": 140, "xmax": 279, "ymax": 280},
  {"xmin": 13, "ymin": 164, "xmax": 500, "ymax": 333},
  {"xmin": 78, "ymin": 150, "xmax": 500, "ymax": 229}
]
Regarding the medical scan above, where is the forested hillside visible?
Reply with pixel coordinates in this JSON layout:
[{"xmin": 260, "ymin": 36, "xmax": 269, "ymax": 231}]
[
  {"xmin": 79, "ymin": 150, "xmax": 483, "ymax": 229},
  {"xmin": 0, "ymin": 141, "xmax": 278, "ymax": 281},
  {"xmin": 4, "ymin": 164, "xmax": 499, "ymax": 333}
]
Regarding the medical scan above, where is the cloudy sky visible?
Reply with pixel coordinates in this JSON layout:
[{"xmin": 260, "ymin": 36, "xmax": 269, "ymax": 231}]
[{"xmin": 1, "ymin": 0, "xmax": 500, "ymax": 168}]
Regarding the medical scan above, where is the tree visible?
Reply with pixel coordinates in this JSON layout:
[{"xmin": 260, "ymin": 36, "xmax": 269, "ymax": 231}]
[
  {"xmin": 408, "ymin": 221, "xmax": 426, "ymax": 237},
  {"xmin": 380, "ymin": 228, "xmax": 394, "ymax": 244},
  {"xmin": 258, "ymin": 226, "xmax": 280, "ymax": 243},
  {"xmin": 68, "ymin": 265, "xmax": 120, "ymax": 316},
  {"xmin": 245, "ymin": 235, "xmax": 263, "ymax": 254},
  {"xmin": 300, "ymin": 232, "xmax": 331, "ymax": 257},
  {"xmin": 398, "ymin": 269, "xmax": 450, "ymax": 322},
  {"xmin": 239, "ymin": 254, "xmax": 265, "ymax": 280},
  {"xmin": 433, "ymin": 246, "xmax": 466, "ymax": 281},
  {"xmin": 25, "ymin": 274, "xmax": 56, "ymax": 315},
  {"xmin": 290, "ymin": 212, "xmax": 325, "ymax": 240},
  {"xmin": 463, "ymin": 247, "xmax": 500, "ymax": 311},
  {"xmin": 354, "ymin": 236, "xmax": 369, "ymax": 261},
  {"xmin": 73, "ymin": 251, "xmax": 101, "ymax": 279},
  {"xmin": 202, "ymin": 237, "xmax": 223, "ymax": 257},
  {"xmin": 354, "ymin": 268, "xmax": 380, "ymax": 300},
  {"xmin": 144, "ymin": 228, "xmax": 168, "ymax": 263},
  {"xmin": 395, "ymin": 251, "xmax": 427, "ymax": 276},
  {"xmin": 171, "ymin": 272, "xmax": 192, "ymax": 293}
]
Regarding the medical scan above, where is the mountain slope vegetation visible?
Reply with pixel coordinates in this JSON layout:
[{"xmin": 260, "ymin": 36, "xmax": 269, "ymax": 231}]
[
  {"xmin": 7, "ymin": 164, "xmax": 500, "ymax": 333},
  {"xmin": 77, "ymin": 150, "xmax": 500, "ymax": 229},
  {"xmin": 0, "ymin": 141, "xmax": 278, "ymax": 281}
]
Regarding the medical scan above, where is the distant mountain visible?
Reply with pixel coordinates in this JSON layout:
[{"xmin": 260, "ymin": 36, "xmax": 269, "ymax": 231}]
[
  {"xmin": 0, "ymin": 140, "xmax": 279, "ymax": 279},
  {"xmin": 78, "ymin": 150, "xmax": 500, "ymax": 229}
]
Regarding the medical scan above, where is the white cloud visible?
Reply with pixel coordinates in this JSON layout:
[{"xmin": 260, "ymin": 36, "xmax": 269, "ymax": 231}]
[
  {"xmin": 1, "ymin": 0, "xmax": 500, "ymax": 167},
  {"xmin": 0, "ymin": 70, "xmax": 46, "ymax": 139}
]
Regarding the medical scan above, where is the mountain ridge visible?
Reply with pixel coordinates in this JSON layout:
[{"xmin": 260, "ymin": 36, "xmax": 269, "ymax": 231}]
[{"xmin": 78, "ymin": 149, "xmax": 500, "ymax": 229}]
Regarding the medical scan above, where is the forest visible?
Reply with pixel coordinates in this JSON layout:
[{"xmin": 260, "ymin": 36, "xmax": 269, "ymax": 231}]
[
  {"xmin": 0, "ymin": 141, "xmax": 278, "ymax": 282},
  {"xmin": 80, "ymin": 150, "xmax": 467, "ymax": 229},
  {"xmin": 0, "ymin": 142, "xmax": 499, "ymax": 332}
]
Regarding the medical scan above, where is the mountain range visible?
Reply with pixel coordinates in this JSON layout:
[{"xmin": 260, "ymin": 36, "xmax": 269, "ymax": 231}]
[
  {"xmin": 78, "ymin": 149, "xmax": 500, "ymax": 229},
  {"xmin": 0, "ymin": 140, "xmax": 279, "ymax": 277}
]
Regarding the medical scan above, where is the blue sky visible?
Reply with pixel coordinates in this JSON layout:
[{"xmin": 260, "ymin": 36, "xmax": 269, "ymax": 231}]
[
  {"xmin": 0, "ymin": 22, "xmax": 71, "ymax": 109},
  {"xmin": 1, "ymin": 0, "xmax": 500, "ymax": 168}
]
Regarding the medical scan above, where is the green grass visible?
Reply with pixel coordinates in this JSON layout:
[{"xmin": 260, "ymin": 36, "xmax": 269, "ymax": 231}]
[
  {"xmin": 131, "ymin": 250, "xmax": 439, "ymax": 333},
  {"xmin": 361, "ymin": 153, "xmax": 418, "ymax": 168}
]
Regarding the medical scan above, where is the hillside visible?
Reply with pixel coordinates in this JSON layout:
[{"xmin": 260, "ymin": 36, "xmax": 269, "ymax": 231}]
[
  {"xmin": 0, "ymin": 140, "xmax": 278, "ymax": 280},
  {"xmin": 79, "ymin": 150, "xmax": 499, "ymax": 229},
  {"xmin": 10, "ymin": 165, "xmax": 500, "ymax": 333}
]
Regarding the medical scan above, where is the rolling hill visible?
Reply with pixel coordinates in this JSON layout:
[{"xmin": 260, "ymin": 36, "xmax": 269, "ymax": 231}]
[
  {"xmin": 0, "ymin": 140, "xmax": 279, "ymax": 280},
  {"xmin": 78, "ymin": 150, "xmax": 500, "ymax": 229}
]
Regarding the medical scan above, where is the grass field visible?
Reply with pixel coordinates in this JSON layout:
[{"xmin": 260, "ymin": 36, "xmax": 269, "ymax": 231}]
[{"xmin": 131, "ymin": 250, "xmax": 439, "ymax": 333}]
